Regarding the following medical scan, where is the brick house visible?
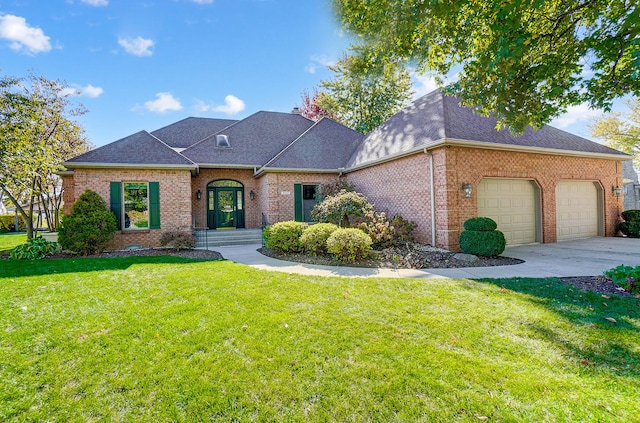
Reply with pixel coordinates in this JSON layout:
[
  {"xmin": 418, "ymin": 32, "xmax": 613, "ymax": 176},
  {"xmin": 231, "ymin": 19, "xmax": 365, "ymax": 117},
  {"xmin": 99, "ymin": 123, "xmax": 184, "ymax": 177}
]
[{"xmin": 61, "ymin": 90, "xmax": 629, "ymax": 251}]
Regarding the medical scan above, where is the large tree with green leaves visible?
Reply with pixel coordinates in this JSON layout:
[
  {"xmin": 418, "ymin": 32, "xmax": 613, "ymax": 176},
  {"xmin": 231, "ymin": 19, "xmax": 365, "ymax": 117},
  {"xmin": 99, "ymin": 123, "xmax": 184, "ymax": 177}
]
[
  {"xmin": 591, "ymin": 98, "xmax": 640, "ymax": 167},
  {"xmin": 317, "ymin": 52, "xmax": 413, "ymax": 134},
  {"xmin": 333, "ymin": 0, "xmax": 639, "ymax": 132},
  {"xmin": 0, "ymin": 73, "xmax": 90, "ymax": 239}
]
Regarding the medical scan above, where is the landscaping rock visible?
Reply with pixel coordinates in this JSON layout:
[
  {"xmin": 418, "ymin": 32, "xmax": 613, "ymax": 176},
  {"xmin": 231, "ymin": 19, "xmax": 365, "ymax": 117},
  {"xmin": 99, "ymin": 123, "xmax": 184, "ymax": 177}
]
[{"xmin": 454, "ymin": 253, "xmax": 479, "ymax": 263}]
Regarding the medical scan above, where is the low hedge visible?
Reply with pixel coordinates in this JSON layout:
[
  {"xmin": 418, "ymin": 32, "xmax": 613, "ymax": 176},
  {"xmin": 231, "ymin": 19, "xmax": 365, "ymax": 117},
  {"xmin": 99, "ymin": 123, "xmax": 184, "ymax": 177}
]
[
  {"xmin": 300, "ymin": 223, "xmax": 338, "ymax": 256},
  {"xmin": 326, "ymin": 228, "xmax": 372, "ymax": 263},
  {"xmin": 619, "ymin": 210, "xmax": 640, "ymax": 237},
  {"xmin": 459, "ymin": 217, "xmax": 506, "ymax": 257},
  {"xmin": 0, "ymin": 214, "xmax": 28, "ymax": 232},
  {"xmin": 264, "ymin": 221, "xmax": 307, "ymax": 253}
]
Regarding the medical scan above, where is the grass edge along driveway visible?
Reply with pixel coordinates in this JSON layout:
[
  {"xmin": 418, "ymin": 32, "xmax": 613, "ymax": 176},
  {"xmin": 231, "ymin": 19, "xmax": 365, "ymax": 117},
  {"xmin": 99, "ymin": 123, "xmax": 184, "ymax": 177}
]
[{"xmin": 1, "ymin": 256, "xmax": 639, "ymax": 422}]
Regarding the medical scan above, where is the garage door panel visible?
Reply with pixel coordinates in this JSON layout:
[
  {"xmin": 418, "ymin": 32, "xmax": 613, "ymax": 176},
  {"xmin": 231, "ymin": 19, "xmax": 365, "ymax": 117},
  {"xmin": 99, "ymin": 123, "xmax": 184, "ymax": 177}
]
[
  {"xmin": 556, "ymin": 181, "xmax": 598, "ymax": 241},
  {"xmin": 478, "ymin": 178, "xmax": 537, "ymax": 246}
]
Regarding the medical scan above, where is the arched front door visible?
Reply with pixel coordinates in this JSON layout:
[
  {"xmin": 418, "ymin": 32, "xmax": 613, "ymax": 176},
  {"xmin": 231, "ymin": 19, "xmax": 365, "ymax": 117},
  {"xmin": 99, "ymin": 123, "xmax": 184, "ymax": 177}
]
[{"xmin": 207, "ymin": 180, "xmax": 245, "ymax": 229}]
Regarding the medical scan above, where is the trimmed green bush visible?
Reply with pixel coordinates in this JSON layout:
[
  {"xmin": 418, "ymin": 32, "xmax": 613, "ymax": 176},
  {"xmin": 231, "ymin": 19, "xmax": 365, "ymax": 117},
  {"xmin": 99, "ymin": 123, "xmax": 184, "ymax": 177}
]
[
  {"xmin": 621, "ymin": 209, "xmax": 640, "ymax": 222},
  {"xmin": 264, "ymin": 221, "xmax": 307, "ymax": 253},
  {"xmin": 463, "ymin": 217, "xmax": 498, "ymax": 231},
  {"xmin": 459, "ymin": 217, "xmax": 505, "ymax": 257},
  {"xmin": 58, "ymin": 190, "xmax": 118, "ymax": 255},
  {"xmin": 326, "ymin": 228, "xmax": 372, "ymax": 263},
  {"xmin": 9, "ymin": 237, "xmax": 59, "ymax": 260},
  {"xmin": 300, "ymin": 223, "xmax": 338, "ymax": 256},
  {"xmin": 0, "ymin": 214, "xmax": 27, "ymax": 232}
]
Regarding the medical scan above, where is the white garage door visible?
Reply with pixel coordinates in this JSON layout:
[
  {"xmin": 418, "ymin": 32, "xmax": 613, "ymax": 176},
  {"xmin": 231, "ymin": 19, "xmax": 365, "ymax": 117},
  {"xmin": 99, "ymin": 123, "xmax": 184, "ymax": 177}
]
[
  {"xmin": 477, "ymin": 178, "xmax": 537, "ymax": 245},
  {"xmin": 556, "ymin": 181, "xmax": 599, "ymax": 241}
]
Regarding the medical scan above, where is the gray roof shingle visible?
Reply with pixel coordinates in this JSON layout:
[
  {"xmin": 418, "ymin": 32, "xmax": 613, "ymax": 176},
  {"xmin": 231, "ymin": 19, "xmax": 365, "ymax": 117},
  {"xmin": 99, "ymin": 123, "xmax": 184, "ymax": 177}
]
[
  {"xmin": 346, "ymin": 90, "xmax": 627, "ymax": 169},
  {"xmin": 181, "ymin": 111, "xmax": 315, "ymax": 167},
  {"xmin": 151, "ymin": 117, "xmax": 238, "ymax": 149},
  {"xmin": 65, "ymin": 131, "xmax": 196, "ymax": 167},
  {"xmin": 263, "ymin": 118, "xmax": 364, "ymax": 170}
]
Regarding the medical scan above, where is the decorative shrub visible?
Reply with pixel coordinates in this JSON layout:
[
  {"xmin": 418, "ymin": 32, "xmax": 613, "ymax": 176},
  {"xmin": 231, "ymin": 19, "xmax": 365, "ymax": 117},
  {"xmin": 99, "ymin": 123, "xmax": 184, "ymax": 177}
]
[
  {"xmin": 58, "ymin": 190, "xmax": 118, "ymax": 255},
  {"xmin": 311, "ymin": 190, "xmax": 373, "ymax": 227},
  {"xmin": 264, "ymin": 221, "xmax": 307, "ymax": 253},
  {"xmin": 300, "ymin": 223, "xmax": 338, "ymax": 255},
  {"xmin": 326, "ymin": 228, "xmax": 372, "ymax": 263},
  {"xmin": 604, "ymin": 264, "xmax": 640, "ymax": 294},
  {"xmin": 459, "ymin": 217, "xmax": 506, "ymax": 257},
  {"xmin": 463, "ymin": 217, "xmax": 498, "ymax": 231},
  {"xmin": 358, "ymin": 211, "xmax": 417, "ymax": 249},
  {"xmin": 160, "ymin": 231, "xmax": 195, "ymax": 250},
  {"xmin": 9, "ymin": 237, "xmax": 59, "ymax": 260},
  {"xmin": 619, "ymin": 210, "xmax": 640, "ymax": 237},
  {"xmin": 315, "ymin": 179, "xmax": 356, "ymax": 203},
  {"xmin": 0, "ymin": 214, "xmax": 27, "ymax": 232},
  {"xmin": 621, "ymin": 209, "xmax": 640, "ymax": 222}
]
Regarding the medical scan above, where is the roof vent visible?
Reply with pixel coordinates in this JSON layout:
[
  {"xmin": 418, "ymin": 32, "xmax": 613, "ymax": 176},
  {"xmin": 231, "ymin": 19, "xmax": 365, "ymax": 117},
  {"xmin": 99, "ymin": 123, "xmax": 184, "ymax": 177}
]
[
  {"xmin": 216, "ymin": 134, "xmax": 230, "ymax": 147},
  {"xmin": 291, "ymin": 107, "xmax": 300, "ymax": 114}
]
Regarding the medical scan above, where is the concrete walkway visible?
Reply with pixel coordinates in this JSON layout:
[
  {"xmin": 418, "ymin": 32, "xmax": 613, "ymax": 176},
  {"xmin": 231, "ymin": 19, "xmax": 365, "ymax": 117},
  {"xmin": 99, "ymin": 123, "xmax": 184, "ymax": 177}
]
[{"xmin": 210, "ymin": 237, "xmax": 640, "ymax": 279}]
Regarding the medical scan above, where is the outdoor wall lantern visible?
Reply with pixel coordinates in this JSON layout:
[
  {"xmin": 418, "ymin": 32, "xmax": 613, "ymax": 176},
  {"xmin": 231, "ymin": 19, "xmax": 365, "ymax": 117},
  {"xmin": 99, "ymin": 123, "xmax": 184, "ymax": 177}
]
[
  {"xmin": 249, "ymin": 190, "xmax": 255, "ymax": 200},
  {"xmin": 196, "ymin": 189, "xmax": 202, "ymax": 200},
  {"xmin": 462, "ymin": 183, "xmax": 473, "ymax": 198},
  {"xmin": 613, "ymin": 186, "xmax": 623, "ymax": 198}
]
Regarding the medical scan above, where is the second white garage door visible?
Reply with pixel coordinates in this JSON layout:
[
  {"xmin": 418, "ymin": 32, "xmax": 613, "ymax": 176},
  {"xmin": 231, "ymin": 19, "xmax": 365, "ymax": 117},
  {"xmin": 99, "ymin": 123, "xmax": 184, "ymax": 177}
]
[
  {"xmin": 556, "ymin": 180, "xmax": 599, "ymax": 241},
  {"xmin": 477, "ymin": 178, "xmax": 537, "ymax": 245}
]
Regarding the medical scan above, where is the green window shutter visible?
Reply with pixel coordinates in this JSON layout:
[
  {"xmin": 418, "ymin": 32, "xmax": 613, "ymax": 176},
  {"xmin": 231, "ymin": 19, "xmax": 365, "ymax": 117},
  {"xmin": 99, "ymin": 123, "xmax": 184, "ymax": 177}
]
[
  {"xmin": 294, "ymin": 183, "xmax": 303, "ymax": 222},
  {"xmin": 149, "ymin": 182, "xmax": 160, "ymax": 229},
  {"xmin": 110, "ymin": 181, "xmax": 122, "ymax": 230}
]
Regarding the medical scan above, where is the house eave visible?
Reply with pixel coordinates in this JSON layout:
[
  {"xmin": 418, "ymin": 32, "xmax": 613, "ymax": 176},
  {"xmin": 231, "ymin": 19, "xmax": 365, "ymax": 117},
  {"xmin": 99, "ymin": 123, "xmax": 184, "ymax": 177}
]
[
  {"xmin": 196, "ymin": 164, "xmax": 258, "ymax": 170},
  {"xmin": 253, "ymin": 167, "xmax": 341, "ymax": 177},
  {"xmin": 344, "ymin": 138, "xmax": 629, "ymax": 173},
  {"xmin": 61, "ymin": 162, "xmax": 198, "ymax": 171}
]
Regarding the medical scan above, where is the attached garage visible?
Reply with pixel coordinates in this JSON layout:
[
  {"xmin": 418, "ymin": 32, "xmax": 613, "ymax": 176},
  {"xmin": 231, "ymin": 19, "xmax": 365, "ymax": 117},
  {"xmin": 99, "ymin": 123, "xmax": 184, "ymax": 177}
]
[
  {"xmin": 477, "ymin": 178, "xmax": 538, "ymax": 246},
  {"xmin": 556, "ymin": 180, "xmax": 600, "ymax": 241}
]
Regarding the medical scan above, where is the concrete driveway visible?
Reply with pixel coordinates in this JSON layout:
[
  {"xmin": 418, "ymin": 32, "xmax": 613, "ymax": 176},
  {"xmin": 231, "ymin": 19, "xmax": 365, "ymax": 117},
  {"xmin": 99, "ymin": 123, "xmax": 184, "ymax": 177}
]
[{"xmin": 212, "ymin": 237, "xmax": 640, "ymax": 279}]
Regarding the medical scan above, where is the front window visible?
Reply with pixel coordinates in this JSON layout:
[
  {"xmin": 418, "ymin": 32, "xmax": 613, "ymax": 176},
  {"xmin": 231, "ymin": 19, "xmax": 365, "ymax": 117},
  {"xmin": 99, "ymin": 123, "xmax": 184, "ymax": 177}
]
[{"xmin": 123, "ymin": 182, "xmax": 149, "ymax": 230}]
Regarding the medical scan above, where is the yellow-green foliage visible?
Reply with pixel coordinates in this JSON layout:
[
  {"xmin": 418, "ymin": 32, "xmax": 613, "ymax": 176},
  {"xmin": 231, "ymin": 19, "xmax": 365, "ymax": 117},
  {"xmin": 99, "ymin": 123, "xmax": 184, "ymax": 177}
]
[
  {"xmin": 300, "ymin": 223, "xmax": 338, "ymax": 255},
  {"xmin": 264, "ymin": 221, "xmax": 307, "ymax": 253},
  {"xmin": 326, "ymin": 228, "xmax": 372, "ymax": 263}
]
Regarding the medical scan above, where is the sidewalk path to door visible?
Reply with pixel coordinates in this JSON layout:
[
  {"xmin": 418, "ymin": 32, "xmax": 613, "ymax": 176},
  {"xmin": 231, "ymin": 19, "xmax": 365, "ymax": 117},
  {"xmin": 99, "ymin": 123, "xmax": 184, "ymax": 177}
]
[{"xmin": 210, "ymin": 237, "xmax": 640, "ymax": 279}]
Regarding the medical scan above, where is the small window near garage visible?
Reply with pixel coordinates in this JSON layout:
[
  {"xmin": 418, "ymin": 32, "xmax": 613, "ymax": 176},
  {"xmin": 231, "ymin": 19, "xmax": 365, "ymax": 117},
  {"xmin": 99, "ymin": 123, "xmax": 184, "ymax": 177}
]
[{"xmin": 123, "ymin": 182, "xmax": 149, "ymax": 230}]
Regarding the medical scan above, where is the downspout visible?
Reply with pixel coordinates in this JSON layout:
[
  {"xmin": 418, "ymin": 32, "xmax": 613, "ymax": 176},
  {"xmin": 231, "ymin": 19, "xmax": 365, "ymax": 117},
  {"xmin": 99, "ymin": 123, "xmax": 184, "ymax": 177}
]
[{"xmin": 424, "ymin": 148, "xmax": 436, "ymax": 247}]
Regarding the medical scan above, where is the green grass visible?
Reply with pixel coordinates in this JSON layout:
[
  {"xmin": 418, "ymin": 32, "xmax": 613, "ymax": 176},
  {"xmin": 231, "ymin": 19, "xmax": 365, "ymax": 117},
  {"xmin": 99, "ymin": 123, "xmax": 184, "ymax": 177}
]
[
  {"xmin": 1, "ymin": 256, "xmax": 639, "ymax": 422},
  {"xmin": 0, "ymin": 233, "xmax": 26, "ymax": 254}
]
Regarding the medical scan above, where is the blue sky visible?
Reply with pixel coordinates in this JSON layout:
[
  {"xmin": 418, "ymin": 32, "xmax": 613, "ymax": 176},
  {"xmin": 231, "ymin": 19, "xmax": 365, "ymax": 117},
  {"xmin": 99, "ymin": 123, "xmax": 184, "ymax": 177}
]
[{"xmin": 1, "ymin": 0, "xmax": 613, "ymax": 148}]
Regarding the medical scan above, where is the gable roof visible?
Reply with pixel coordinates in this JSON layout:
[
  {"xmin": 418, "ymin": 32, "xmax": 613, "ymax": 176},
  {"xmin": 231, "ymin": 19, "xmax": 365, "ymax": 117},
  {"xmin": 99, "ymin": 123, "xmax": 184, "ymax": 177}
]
[
  {"xmin": 151, "ymin": 117, "xmax": 238, "ymax": 149},
  {"xmin": 258, "ymin": 118, "xmax": 364, "ymax": 173},
  {"xmin": 181, "ymin": 111, "xmax": 315, "ymax": 167},
  {"xmin": 64, "ymin": 130, "xmax": 196, "ymax": 169},
  {"xmin": 346, "ymin": 90, "xmax": 628, "ymax": 170}
]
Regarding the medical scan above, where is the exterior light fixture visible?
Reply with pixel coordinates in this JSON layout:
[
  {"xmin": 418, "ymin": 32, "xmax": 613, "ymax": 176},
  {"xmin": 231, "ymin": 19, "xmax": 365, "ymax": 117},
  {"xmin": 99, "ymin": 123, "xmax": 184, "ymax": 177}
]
[
  {"xmin": 613, "ymin": 186, "xmax": 623, "ymax": 198},
  {"xmin": 196, "ymin": 189, "xmax": 202, "ymax": 200},
  {"xmin": 462, "ymin": 183, "xmax": 473, "ymax": 198},
  {"xmin": 249, "ymin": 190, "xmax": 255, "ymax": 200}
]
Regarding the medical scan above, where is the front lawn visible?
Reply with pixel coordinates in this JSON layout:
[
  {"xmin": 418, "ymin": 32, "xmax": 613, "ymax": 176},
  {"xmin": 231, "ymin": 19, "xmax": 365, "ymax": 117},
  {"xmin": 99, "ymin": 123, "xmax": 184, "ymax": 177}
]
[
  {"xmin": 0, "ymin": 232, "xmax": 26, "ymax": 254},
  {"xmin": 1, "ymin": 257, "xmax": 639, "ymax": 421}
]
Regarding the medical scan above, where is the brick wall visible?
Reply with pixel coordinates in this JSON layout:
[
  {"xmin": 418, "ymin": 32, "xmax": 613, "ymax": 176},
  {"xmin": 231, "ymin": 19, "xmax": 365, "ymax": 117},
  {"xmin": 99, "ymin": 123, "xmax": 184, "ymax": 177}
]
[
  {"xmin": 345, "ymin": 147, "xmax": 623, "ymax": 251},
  {"xmin": 259, "ymin": 173, "xmax": 339, "ymax": 224},
  {"xmin": 63, "ymin": 168, "xmax": 192, "ymax": 249},
  {"xmin": 191, "ymin": 169, "xmax": 260, "ymax": 229}
]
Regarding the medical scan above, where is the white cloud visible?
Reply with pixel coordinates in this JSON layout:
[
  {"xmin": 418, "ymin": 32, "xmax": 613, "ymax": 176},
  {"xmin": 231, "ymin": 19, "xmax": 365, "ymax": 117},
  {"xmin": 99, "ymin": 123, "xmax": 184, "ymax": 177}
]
[
  {"xmin": 411, "ymin": 72, "xmax": 439, "ymax": 98},
  {"xmin": 81, "ymin": 0, "xmax": 108, "ymax": 5},
  {"xmin": 118, "ymin": 36, "xmax": 154, "ymax": 57},
  {"xmin": 551, "ymin": 103, "xmax": 601, "ymax": 129},
  {"xmin": 0, "ymin": 14, "xmax": 51, "ymax": 54},
  {"xmin": 60, "ymin": 84, "xmax": 104, "ymax": 98},
  {"xmin": 305, "ymin": 54, "xmax": 336, "ymax": 74},
  {"xmin": 211, "ymin": 95, "xmax": 246, "ymax": 115},
  {"xmin": 144, "ymin": 92, "xmax": 182, "ymax": 113}
]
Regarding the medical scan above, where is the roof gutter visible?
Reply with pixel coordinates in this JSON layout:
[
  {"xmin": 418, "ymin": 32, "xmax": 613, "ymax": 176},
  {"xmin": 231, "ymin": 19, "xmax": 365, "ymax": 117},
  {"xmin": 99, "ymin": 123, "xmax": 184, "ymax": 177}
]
[
  {"xmin": 61, "ymin": 162, "xmax": 198, "ymax": 171},
  {"xmin": 253, "ymin": 167, "xmax": 342, "ymax": 178}
]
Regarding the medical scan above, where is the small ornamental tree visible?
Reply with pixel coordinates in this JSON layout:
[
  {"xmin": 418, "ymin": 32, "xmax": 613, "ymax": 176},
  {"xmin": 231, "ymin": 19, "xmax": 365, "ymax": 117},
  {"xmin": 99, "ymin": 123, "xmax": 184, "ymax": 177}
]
[
  {"xmin": 311, "ymin": 190, "xmax": 373, "ymax": 228},
  {"xmin": 58, "ymin": 190, "xmax": 117, "ymax": 255}
]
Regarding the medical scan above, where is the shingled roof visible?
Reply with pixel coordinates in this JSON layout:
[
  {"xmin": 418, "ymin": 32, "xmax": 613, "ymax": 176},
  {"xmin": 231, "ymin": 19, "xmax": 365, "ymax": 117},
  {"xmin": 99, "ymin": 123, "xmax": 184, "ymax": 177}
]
[
  {"xmin": 346, "ymin": 90, "xmax": 628, "ymax": 169},
  {"xmin": 259, "ymin": 118, "xmax": 363, "ymax": 172},
  {"xmin": 181, "ymin": 111, "xmax": 315, "ymax": 167},
  {"xmin": 151, "ymin": 117, "xmax": 237, "ymax": 149},
  {"xmin": 65, "ymin": 131, "xmax": 196, "ymax": 168}
]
